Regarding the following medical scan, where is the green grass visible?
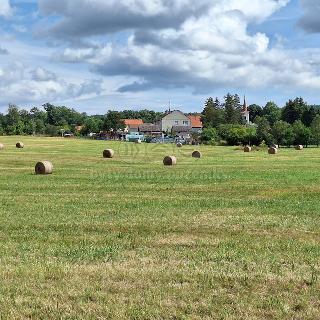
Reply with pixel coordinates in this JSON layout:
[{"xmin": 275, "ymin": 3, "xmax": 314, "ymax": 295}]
[{"xmin": 0, "ymin": 136, "xmax": 319, "ymax": 319}]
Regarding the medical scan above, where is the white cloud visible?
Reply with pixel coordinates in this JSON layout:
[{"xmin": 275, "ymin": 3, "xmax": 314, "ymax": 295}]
[
  {"xmin": 38, "ymin": 0, "xmax": 289, "ymax": 38},
  {"xmin": 5, "ymin": 0, "xmax": 320, "ymax": 111},
  {"xmin": 54, "ymin": 48, "xmax": 96, "ymax": 63},
  {"xmin": 0, "ymin": 0, "xmax": 11, "ymax": 17},
  {"xmin": 0, "ymin": 62, "xmax": 103, "ymax": 105},
  {"xmin": 31, "ymin": 67, "xmax": 57, "ymax": 81},
  {"xmin": 45, "ymin": 0, "xmax": 320, "ymax": 95}
]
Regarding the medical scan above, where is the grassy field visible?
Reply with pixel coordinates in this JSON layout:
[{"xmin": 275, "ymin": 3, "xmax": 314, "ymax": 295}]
[{"xmin": 0, "ymin": 136, "xmax": 319, "ymax": 319}]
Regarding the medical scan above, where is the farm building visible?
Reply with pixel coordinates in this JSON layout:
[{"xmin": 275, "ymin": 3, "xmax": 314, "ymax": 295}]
[
  {"xmin": 139, "ymin": 124, "xmax": 162, "ymax": 138},
  {"xmin": 171, "ymin": 125, "xmax": 192, "ymax": 139},
  {"xmin": 123, "ymin": 119, "xmax": 144, "ymax": 133}
]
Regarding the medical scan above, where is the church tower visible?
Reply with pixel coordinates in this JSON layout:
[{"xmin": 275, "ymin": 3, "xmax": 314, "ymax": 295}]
[{"xmin": 241, "ymin": 96, "xmax": 250, "ymax": 125}]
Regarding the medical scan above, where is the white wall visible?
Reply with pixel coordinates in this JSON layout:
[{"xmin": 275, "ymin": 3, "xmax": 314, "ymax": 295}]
[{"xmin": 161, "ymin": 111, "xmax": 190, "ymax": 132}]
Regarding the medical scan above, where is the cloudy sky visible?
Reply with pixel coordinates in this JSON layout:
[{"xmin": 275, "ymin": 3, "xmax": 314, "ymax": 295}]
[{"xmin": 0, "ymin": 0, "xmax": 320, "ymax": 114}]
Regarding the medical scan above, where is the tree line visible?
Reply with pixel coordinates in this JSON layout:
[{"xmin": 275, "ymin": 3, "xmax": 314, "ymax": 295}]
[
  {"xmin": 0, "ymin": 103, "xmax": 164, "ymax": 137},
  {"xmin": 2, "ymin": 95, "xmax": 320, "ymax": 147},
  {"xmin": 200, "ymin": 94, "xmax": 320, "ymax": 147}
]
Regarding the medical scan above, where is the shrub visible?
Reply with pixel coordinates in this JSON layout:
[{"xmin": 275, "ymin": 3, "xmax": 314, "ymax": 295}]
[
  {"xmin": 292, "ymin": 120, "xmax": 312, "ymax": 146},
  {"xmin": 45, "ymin": 124, "xmax": 60, "ymax": 137},
  {"xmin": 218, "ymin": 124, "xmax": 257, "ymax": 146},
  {"xmin": 200, "ymin": 128, "xmax": 217, "ymax": 145},
  {"xmin": 272, "ymin": 121, "xmax": 294, "ymax": 147}
]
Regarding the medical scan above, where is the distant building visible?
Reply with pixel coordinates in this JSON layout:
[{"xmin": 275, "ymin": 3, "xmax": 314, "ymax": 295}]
[
  {"xmin": 241, "ymin": 97, "xmax": 250, "ymax": 125},
  {"xmin": 188, "ymin": 115, "xmax": 203, "ymax": 133},
  {"xmin": 171, "ymin": 125, "xmax": 192, "ymax": 139},
  {"xmin": 123, "ymin": 119, "xmax": 144, "ymax": 133},
  {"xmin": 139, "ymin": 123, "xmax": 162, "ymax": 137},
  {"xmin": 161, "ymin": 110, "xmax": 191, "ymax": 132},
  {"xmin": 122, "ymin": 111, "xmax": 203, "ymax": 142}
]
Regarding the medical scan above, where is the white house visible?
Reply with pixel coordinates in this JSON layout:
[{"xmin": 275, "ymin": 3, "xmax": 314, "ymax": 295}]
[{"xmin": 161, "ymin": 110, "xmax": 191, "ymax": 132}]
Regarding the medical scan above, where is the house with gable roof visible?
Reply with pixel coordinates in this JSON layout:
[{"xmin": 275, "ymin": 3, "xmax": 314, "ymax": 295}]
[
  {"xmin": 123, "ymin": 119, "xmax": 144, "ymax": 133},
  {"xmin": 161, "ymin": 110, "xmax": 191, "ymax": 139},
  {"xmin": 161, "ymin": 110, "xmax": 191, "ymax": 132},
  {"xmin": 188, "ymin": 115, "xmax": 203, "ymax": 133}
]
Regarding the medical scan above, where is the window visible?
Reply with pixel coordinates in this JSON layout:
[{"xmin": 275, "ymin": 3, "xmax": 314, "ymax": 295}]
[
  {"xmin": 174, "ymin": 121, "xmax": 179, "ymax": 125},
  {"xmin": 183, "ymin": 121, "xmax": 189, "ymax": 125}
]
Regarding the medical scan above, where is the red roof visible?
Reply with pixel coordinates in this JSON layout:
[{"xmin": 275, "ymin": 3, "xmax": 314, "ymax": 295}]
[
  {"xmin": 123, "ymin": 119, "xmax": 144, "ymax": 126},
  {"xmin": 188, "ymin": 115, "xmax": 203, "ymax": 128},
  {"xmin": 242, "ymin": 96, "xmax": 248, "ymax": 112}
]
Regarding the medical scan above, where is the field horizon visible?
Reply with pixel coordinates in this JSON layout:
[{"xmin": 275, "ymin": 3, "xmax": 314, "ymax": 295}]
[{"xmin": 0, "ymin": 136, "xmax": 319, "ymax": 319}]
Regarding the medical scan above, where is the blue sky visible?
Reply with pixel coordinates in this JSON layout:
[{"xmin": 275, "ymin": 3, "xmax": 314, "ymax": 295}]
[{"xmin": 1, "ymin": 0, "xmax": 320, "ymax": 114}]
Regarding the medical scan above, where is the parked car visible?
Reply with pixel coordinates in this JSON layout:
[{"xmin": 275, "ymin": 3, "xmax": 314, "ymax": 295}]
[{"xmin": 63, "ymin": 132, "xmax": 74, "ymax": 138}]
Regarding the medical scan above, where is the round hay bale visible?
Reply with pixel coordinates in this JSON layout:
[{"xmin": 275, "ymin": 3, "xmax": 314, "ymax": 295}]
[
  {"xmin": 268, "ymin": 147, "xmax": 278, "ymax": 155},
  {"xmin": 135, "ymin": 139, "xmax": 142, "ymax": 144},
  {"xmin": 176, "ymin": 143, "xmax": 183, "ymax": 148},
  {"xmin": 35, "ymin": 161, "xmax": 53, "ymax": 175},
  {"xmin": 103, "ymin": 149, "xmax": 115, "ymax": 158},
  {"xmin": 244, "ymin": 146, "xmax": 252, "ymax": 153},
  {"xmin": 163, "ymin": 156, "xmax": 177, "ymax": 166},
  {"xmin": 0, "ymin": 143, "xmax": 4, "ymax": 150},
  {"xmin": 16, "ymin": 142, "xmax": 24, "ymax": 148},
  {"xmin": 192, "ymin": 151, "xmax": 202, "ymax": 158},
  {"xmin": 295, "ymin": 145, "xmax": 303, "ymax": 150}
]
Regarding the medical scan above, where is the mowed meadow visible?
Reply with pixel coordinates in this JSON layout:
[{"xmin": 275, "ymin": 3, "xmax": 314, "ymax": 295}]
[{"xmin": 0, "ymin": 136, "xmax": 319, "ymax": 319}]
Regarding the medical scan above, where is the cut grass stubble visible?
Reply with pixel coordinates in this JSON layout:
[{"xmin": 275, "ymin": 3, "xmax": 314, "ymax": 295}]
[{"xmin": 0, "ymin": 136, "xmax": 319, "ymax": 319}]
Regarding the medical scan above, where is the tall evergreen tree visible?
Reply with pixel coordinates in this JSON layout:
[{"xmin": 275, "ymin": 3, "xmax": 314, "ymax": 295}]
[
  {"xmin": 201, "ymin": 97, "xmax": 224, "ymax": 128},
  {"xmin": 201, "ymin": 98, "xmax": 214, "ymax": 128},
  {"xmin": 302, "ymin": 106, "xmax": 316, "ymax": 127},
  {"xmin": 282, "ymin": 97, "xmax": 307, "ymax": 124},
  {"xmin": 224, "ymin": 93, "xmax": 241, "ymax": 124},
  {"xmin": 248, "ymin": 104, "xmax": 263, "ymax": 122}
]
